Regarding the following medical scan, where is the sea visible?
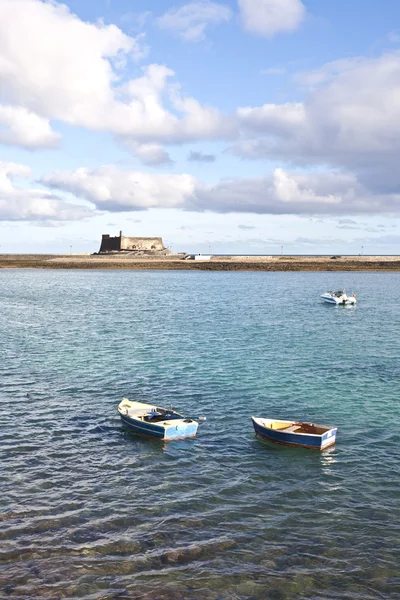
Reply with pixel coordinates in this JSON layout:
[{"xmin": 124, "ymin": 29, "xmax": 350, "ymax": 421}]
[{"xmin": 0, "ymin": 269, "xmax": 399, "ymax": 600}]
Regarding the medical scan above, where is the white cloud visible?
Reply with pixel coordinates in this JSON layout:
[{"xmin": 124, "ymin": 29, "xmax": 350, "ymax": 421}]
[
  {"xmin": 0, "ymin": 106, "xmax": 60, "ymax": 149},
  {"xmin": 0, "ymin": 0, "xmax": 143, "ymax": 120},
  {"xmin": 190, "ymin": 169, "xmax": 372, "ymax": 214},
  {"xmin": 295, "ymin": 58, "xmax": 364, "ymax": 88},
  {"xmin": 0, "ymin": 162, "xmax": 93, "ymax": 221},
  {"xmin": 113, "ymin": 64, "xmax": 234, "ymax": 143},
  {"xmin": 157, "ymin": 1, "xmax": 232, "ymax": 42},
  {"xmin": 40, "ymin": 164, "xmax": 400, "ymax": 217},
  {"xmin": 234, "ymin": 50, "xmax": 400, "ymax": 194},
  {"xmin": 124, "ymin": 143, "xmax": 173, "ymax": 166},
  {"xmin": 41, "ymin": 166, "xmax": 197, "ymax": 211},
  {"xmin": 238, "ymin": 0, "xmax": 306, "ymax": 38},
  {"xmin": 237, "ymin": 102, "xmax": 305, "ymax": 135},
  {"xmin": 3, "ymin": 0, "xmax": 400, "ymax": 226},
  {"xmin": 0, "ymin": 0, "xmax": 231, "ymax": 148}
]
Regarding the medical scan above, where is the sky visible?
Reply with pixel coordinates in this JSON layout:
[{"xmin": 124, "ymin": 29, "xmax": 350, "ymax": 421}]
[{"xmin": 1, "ymin": 0, "xmax": 400, "ymax": 255}]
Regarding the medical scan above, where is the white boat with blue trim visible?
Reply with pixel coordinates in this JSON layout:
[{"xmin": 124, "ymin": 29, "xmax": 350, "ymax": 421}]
[
  {"xmin": 321, "ymin": 290, "xmax": 356, "ymax": 305},
  {"xmin": 118, "ymin": 398, "xmax": 199, "ymax": 440},
  {"xmin": 251, "ymin": 417, "xmax": 337, "ymax": 450}
]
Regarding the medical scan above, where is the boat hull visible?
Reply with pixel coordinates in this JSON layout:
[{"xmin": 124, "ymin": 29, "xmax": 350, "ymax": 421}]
[
  {"xmin": 321, "ymin": 296, "xmax": 339, "ymax": 304},
  {"xmin": 120, "ymin": 413, "xmax": 198, "ymax": 440},
  {"xmin": 251, "ymin": 417, "xmax": 337, "ymax": 450}
]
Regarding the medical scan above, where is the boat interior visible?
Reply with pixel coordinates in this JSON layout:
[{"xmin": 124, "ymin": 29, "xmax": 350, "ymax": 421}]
[
  {"xmin": 119, "ymin": 399, "xmax": 186, "ymax": 422},
  {"xmin": 266, "ymin": 421, "xmax": 330, "ymax": 435},
  {"xmin": 121, "ymin": 406, "xmax": 185, "ymax": 423},
  {"xmin": 143, "ymin": 409, "xmax": 183, "ymax": 423}
]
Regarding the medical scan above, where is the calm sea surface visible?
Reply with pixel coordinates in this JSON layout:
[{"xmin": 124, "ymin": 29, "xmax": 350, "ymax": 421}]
[{"xmin": 1, "ymin": 270, "xmax": 399, "ymax": 600}]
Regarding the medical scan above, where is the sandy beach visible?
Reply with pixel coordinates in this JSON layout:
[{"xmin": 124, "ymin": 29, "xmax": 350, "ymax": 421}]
[{"xmin": 1, "ymin": 254, "xmax": 400, "ymax": 271}]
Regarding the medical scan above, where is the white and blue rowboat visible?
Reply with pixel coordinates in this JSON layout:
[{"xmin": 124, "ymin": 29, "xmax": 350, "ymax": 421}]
[
  {"xmin": 321, "ymin": 291, "xmax": 356, "ymax": 305},
  {"xmin": 251, "ymin": 417, "xmax": 337, "ymax": 450},
  {"xmin": 118, "ymin": 398, "xmax": 199, "ymax": 440}
]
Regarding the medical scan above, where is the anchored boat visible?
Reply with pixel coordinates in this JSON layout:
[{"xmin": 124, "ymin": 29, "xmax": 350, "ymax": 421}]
[
  {"xmin": 118, "ymin": 398, "xmax": 199, "ymax": 440},
  {"xmin": 321, "ymin": 291, "xmax": 356, "ymax": 305},
  {"xmin": 251, "ymin": 417, "xmax": 337, "ymax": 450}
]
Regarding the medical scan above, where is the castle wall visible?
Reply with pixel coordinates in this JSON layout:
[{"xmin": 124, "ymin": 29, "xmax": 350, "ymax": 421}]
[{"xmin": 120, "ymin": 236, "xmax": 164, "ymax": 251}]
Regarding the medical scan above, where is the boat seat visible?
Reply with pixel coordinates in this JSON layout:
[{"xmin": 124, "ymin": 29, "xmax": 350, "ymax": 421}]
[
  {"xmin": 282, "ymin": 425, "xmax": 302, "ymax": 433},
  {"xmin": 127, "ymin": 410, "xmax": 145, "ymax": 418}
]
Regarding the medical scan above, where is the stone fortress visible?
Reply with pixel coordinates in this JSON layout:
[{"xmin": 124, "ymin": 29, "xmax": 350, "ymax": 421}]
[{"xmin": 98, "ymin": 231, "xmax": 170, "ymax": 255}]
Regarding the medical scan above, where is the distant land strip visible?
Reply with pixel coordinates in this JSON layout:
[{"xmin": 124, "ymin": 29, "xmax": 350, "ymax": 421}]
[{"xmin": 1, "ymin": 254, "xmax": 400, "ymax": 271}]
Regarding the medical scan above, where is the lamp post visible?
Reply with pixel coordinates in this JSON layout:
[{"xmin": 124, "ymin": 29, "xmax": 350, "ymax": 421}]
[
  {"xmin": 281, "ymin": 246, "xmax": 283, "ymax": 256},
  {"xmin": 361, "ymin": 246, "xmax": 364, "ymax": 256}
]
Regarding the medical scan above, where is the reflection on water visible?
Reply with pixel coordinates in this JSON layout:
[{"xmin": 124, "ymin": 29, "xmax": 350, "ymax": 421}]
[
  {"xmin": 0, "ymin": 270, "xmax": 399, "ymax": 599},
  {"xmin": 320, "ymin": 446, "xmax": 338, "ymax": 467}
]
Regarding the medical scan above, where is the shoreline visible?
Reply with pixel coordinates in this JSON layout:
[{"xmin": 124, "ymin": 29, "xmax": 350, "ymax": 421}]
[{"xmin": 1, "ymin": 254, "xmax": 400, "ymax": 271}]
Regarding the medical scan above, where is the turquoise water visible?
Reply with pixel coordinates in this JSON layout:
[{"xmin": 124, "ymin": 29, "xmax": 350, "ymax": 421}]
[{"xmin": 1, "ymin": 270, "xmax": 399, "ymax": 599}]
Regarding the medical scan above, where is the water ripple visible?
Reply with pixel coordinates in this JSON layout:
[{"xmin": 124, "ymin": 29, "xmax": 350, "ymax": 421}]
[{"xmin": 0, "ymin": 270, "xmax": 399, "ymax": 599}]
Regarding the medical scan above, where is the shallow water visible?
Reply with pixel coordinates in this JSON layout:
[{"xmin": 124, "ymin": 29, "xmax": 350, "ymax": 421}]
[{"xmin": 1, "ymin": 270, "xmax": 399, "ymax": 599}]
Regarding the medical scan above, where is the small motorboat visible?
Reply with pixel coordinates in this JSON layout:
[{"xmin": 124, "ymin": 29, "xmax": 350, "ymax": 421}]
[
  {"xmin": 118, "ymin": 398, "xmax": 200, "ymax": 440},
  {"xmin": 251, "ymin": 417, "xmax": 337, "ymax": 450},
  {"xmin": 320, "ymin": 290, "xmax": 356, "ymax": 305}
]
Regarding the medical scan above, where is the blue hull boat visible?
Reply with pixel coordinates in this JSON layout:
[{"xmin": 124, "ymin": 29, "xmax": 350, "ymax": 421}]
[
  {"xmin": 118, "ymin": 398, "xmax": 199, "ymax": 440},
  {"xmin": 251, "ymin": 417, "xmax": 337, "ymax": 450}
]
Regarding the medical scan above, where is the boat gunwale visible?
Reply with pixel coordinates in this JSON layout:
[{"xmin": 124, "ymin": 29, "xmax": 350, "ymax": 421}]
[{"xmin": 119, "ymin": 411, "xmax": 192, "ymax": 427}]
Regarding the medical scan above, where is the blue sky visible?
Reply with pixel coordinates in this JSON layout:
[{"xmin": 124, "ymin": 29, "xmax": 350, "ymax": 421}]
[{"xmin": 1, "ymin": 0, "xmax": 400, "ymax": 254}]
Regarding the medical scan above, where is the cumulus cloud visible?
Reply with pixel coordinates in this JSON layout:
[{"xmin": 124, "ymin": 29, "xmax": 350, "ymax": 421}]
[
  {"xmin": 190, "ymin": 169, "xmax": 375, "ymax": 214},
  {"xmin": 157, "ymin": 1, "xmax": 232, "ymax": 42},
  {"xmin": 238, "ymin": 0, "xmax": 306, "ymax": 38},
  {"xmin": 188, "ymin": 150, "xmax": 216, "ymax": 162},
  {"xmin": 41, "ymin": 166, "xmax": 197, "ymax": 212},
  {"xmin": 234, "ymin": 50, "xmax": 400, "ymax": 194},
  {"xmin": 40, "ymin": 164, "xmax": 400, "ymax": 217},
  {"xmin": 0, "ymin": 0, "xmax": 232, "ymax": 148},
  {"xmin": 3, "ymin": 0, "xmax": 400, "ymax": 206},
  {"xmin": 124, "ymin": 143, "xmax": 173, "ymax": 165},
  {"xmin": 0, "ymin": 0, "xmax": 142, "ymax": 120},
  {"xmin": 0, "ymin": 106, "xmax": 60, "ymax": 149},
  {"xmin": 0, "ymin": 162, "xmax": 93, "ymax": 221},
  {"xmin": 237, "ymin": 102, "xmax": 305, "ymax": 136},
  {"xmin": 113, "ymin": 64, "xmax": 234, "ymax": 144}
]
